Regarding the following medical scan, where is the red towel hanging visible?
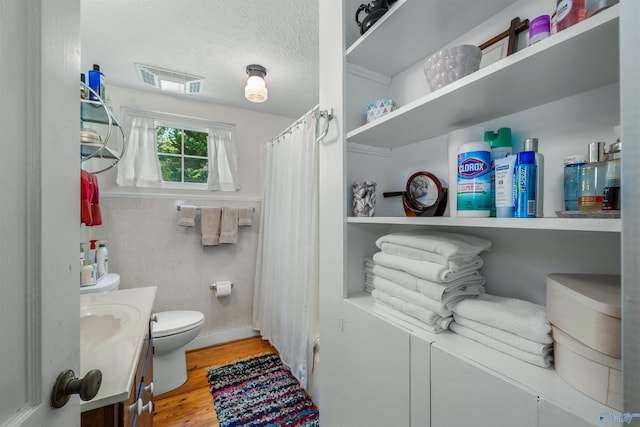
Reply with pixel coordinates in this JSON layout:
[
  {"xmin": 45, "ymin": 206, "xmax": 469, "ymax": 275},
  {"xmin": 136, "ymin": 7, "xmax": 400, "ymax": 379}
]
[
  {"xmin": 89, "ymin": 173, "xmax": 102, "ymax": 226},
  {"xmin": 80, "ymin": 170, "xmax": 93, "ymax": 225},
  {"xmin": 80, "ymin": 170, "xmax": 102, "ymax": 226}
]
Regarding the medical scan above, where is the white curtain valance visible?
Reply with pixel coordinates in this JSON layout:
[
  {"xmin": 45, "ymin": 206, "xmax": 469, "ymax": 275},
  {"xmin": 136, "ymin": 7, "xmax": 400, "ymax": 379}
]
[
  {"xmin": 116, "ymin": 107, "xmax": 239, "ymax": 191},
  {"xmin": 116, "ymin": 115, "xmax": 162, "ymax": 187}
]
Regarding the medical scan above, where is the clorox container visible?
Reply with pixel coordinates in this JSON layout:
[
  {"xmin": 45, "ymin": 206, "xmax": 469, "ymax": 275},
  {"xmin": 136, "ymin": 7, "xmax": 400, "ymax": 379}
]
[{"xmin": 457, "ymin": 141, "xmax": 491, "ymax": 217}]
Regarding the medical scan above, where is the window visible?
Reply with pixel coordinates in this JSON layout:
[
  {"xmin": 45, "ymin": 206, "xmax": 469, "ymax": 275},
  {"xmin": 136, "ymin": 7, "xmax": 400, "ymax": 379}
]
[
  {"xmin": 155, "ymin": 125, "xmax": 209, "ymax": 184},
  {"xmin": 116, "ymin": 108, "xmax": 239, "ymax": 191}
]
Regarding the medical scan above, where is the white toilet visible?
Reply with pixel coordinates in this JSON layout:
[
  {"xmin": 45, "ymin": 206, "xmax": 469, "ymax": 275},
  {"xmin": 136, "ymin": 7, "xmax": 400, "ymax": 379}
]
[
  {"xmin": 152, "ymin": 310, "xmax": 204, "ymax": 395},
  {"xmin": 80, "ymin": 273, "xmax": 204, "ymax": 395}
]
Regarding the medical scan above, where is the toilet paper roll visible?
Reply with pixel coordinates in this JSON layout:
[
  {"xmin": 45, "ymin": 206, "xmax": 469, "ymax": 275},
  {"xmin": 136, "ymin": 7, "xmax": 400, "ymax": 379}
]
[{"xmin": 215, "ymin": 281, "xmax": 232, "ymax": 297}]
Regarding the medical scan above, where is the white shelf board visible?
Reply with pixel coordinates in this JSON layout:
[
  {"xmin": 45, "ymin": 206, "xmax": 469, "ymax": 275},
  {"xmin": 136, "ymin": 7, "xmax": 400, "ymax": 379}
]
[
  {"xmin": 346, "ymin": 0, "xmax": 518, "ymax": 77},
  {"xmin": 346, "ymin": 292, "xmax": 619, "ymax": 425},
  {"xmin": 346, "ymin": 5, "xmax": 620, "ymax": 147},
  {"xmin": 347, "ymin": 216, "xmax": 621, "ymax": 233}
]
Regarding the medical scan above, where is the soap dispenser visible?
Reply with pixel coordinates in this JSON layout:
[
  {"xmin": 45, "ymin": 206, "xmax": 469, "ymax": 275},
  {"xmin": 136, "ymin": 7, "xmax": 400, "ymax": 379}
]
[{"xmin": 97, "ymin": 241, "xmax": 109, "ymax": 278}]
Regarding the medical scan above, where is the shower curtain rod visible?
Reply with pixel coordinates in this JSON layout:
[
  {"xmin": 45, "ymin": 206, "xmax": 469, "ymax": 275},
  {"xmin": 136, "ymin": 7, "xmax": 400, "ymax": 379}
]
[{"xmin": 269, "ymin": 105, "xmax": 333, "ymax": 143}]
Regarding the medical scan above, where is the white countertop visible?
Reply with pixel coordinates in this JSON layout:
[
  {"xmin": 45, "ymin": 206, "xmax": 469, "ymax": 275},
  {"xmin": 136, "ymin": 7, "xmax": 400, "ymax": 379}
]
[{"xmin": 80, "ymin": 286, "xmax": 157, "ymax": 412}]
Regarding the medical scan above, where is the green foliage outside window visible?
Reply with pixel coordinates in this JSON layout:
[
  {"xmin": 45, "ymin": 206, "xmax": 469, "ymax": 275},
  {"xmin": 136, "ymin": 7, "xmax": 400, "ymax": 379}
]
[{"xmin": 156, "ymin": 126, "xmax": 208, "ymax": 183}]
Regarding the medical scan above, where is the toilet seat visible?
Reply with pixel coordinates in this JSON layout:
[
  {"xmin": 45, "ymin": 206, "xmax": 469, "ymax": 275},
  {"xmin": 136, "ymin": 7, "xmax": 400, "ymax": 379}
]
[{"xmin": 153, "ymin": 310, "xmax": 204, "ymax": 338}]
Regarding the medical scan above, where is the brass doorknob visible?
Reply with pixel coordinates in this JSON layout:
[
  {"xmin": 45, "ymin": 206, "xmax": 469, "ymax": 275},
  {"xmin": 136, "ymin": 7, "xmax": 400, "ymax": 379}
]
[{"xmin": 51, "ymin": 369, "xmax": 102, "ymax": 408}]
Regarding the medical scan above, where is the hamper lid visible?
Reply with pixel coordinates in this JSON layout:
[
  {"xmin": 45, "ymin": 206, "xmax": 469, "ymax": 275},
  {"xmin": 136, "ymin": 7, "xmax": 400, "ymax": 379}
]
[{"xmin": 547, "ymin": 274, "xmax": 621, "ymax": 318}]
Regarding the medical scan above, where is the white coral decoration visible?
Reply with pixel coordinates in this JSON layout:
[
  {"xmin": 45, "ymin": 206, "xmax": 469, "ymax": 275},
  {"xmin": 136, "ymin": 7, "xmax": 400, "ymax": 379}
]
[{"xmin": 352, "ymin": 180, "xmax": 377, "ymax": 217}]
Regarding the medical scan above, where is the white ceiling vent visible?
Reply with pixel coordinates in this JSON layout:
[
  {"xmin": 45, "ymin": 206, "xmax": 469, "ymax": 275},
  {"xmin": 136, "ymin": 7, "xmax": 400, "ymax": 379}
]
[{"xmin": 135, "ymin": 63, "xmax": 204, "ymax": 94}]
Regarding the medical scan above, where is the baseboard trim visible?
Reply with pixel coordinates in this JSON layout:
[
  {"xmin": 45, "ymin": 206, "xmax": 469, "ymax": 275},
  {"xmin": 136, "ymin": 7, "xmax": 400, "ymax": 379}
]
[{"xmin": 186, "ymin": 327, "xmax": 260, "ymax": 351}]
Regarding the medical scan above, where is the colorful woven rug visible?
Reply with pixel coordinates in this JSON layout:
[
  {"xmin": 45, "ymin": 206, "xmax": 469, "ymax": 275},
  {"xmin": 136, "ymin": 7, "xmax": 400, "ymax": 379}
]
[{"xmin": 208, "ymin": 353, "xmax": 319, "ymax": 427}]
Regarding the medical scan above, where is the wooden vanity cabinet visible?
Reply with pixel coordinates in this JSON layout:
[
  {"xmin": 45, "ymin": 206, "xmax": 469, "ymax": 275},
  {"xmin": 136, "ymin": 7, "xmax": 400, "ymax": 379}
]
[{"xmin": 81, "ymin": 322, "xmax": 154, "ymax": 427}]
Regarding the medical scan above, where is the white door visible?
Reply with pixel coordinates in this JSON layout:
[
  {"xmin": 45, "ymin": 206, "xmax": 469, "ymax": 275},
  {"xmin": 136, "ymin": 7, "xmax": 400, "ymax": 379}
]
[{"xmin": 0, "ymin": 0, "xmax": 81, "ymax": 426}]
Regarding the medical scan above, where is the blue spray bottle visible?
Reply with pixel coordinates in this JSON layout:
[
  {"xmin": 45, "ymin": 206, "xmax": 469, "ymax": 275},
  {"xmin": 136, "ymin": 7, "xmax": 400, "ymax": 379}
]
[
  {"xmin": 88, "ymin": 64, "xmax": 105, "ymax": 101},
  {"xmin": 514, "ymin": 151, "xmax": 537, "ymax": 218}
]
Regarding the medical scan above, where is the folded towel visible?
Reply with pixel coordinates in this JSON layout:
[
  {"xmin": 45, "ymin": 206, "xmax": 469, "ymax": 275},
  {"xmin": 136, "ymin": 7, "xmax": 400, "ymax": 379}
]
[
  {"xmin": 178, "ymin": 205, "xmax": 197, "ymax": 227},
  {"xmin": 219, "ymin": 207, "xmax": 239, "ymax": 244},
  {"xmin": 372, "ymin": 264, "xmax": 486, "ymax": 303},
  {"xmin": 450, "ymin": 293, "xmax": 552, "ymax": 344},
  {"xmin": 238, "ymin": 207, "xmax": 253, "ymax": 226},
  {"xmin": 373, "ymin": 292, "xmax": 452, "ymax": 334},
  {"xmin": 380, "ymin": 242, "xmax": 478, "ymax": 271},
  {"xmin": 373, "ymin": 276, "xmax": 452, "ymax": 318},
  {"xmin": 375, "ymin": 231, "xmax": 491, "ymax": 261},
  {"xmin": 450, "ymin": 322, "xmax": 553, "ymax": 368},
  {"xmin": 454, "ymin": 314, "xmax": 553, "ymax": 354},
  {"xmin": 373, "ymin": 251, "xmax": 483, "ymax": 283},
  {"xmin": 200, "ymin": 207, "xmax": 221, "ymax": 246}
]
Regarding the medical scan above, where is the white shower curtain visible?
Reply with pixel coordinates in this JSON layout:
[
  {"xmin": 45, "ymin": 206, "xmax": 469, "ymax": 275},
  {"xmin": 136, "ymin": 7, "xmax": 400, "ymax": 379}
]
[{"xmin": 253, "ymin": 109, "xmax": 319, "ymax": 388}]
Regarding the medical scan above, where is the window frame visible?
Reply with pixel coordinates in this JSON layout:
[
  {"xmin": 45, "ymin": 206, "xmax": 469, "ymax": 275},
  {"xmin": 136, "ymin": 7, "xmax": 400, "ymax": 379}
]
[
  {"xmin": 120, "ymin": 107, "xmax": 236, "ymax": 191},
  {"xmin": 155, "ymin": 121, "xmax": 209, "ymax": 187}
]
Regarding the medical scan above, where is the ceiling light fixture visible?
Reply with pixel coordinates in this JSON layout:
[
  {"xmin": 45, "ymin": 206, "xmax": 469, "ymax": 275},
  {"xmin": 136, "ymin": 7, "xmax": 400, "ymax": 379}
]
[{"xmin": 245, "ymin": 64, "xmax": 268, "ymax": 103}]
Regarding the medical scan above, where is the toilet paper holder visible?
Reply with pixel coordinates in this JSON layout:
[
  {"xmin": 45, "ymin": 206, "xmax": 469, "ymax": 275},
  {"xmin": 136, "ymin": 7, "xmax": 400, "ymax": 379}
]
[{"xmin": 210, "ymin": 282, "xmax": 234, "ymax": 291}]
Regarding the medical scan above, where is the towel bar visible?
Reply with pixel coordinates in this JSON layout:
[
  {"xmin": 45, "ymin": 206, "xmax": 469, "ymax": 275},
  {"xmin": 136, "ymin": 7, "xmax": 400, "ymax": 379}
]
[{"xmin": 176, "ymin": 206, "xmax": 255, "ymax": 212}]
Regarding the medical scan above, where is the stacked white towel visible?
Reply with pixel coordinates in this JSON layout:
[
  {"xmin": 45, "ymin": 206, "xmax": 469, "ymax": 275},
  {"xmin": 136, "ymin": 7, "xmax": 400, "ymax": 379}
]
[
  {"xmin": 369, "ymin": 231, "xmax": 490, "ymax": 333},
  {"xmin": 364, "ymin": 257, "xmax": 375, "ymax": 293},
  {"xmin": 449, "ymin": 294, "xmax": 554, "ymax": 368}
]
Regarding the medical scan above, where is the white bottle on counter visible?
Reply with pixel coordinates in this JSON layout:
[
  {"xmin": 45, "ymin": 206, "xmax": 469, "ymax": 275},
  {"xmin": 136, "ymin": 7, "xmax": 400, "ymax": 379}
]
[
  {"xmin": 97, "ymin": 241, "xmax": 109, "ymax": 278},
  {"xmin": 81, "ymin": 259, "xmax": 94, "ymax": 286}
]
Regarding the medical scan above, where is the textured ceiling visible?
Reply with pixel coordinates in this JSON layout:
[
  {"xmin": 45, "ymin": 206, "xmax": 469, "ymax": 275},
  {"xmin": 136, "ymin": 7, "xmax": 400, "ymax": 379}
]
[{"xmin": 81, "ymin": 0, "xmax": 319, "ymax": 119}]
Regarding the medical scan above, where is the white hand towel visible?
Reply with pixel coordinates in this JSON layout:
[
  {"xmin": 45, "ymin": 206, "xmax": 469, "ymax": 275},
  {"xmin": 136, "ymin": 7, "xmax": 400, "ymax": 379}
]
[
  {"xmin": 450, "ymin": 293, "xmax": 552, "ymax": 344},
  {"xmin": 219, "ymin": 207, "xmax": 239, "ymax": 244},
  {"xmin": 200, "ymin": 207, "xmax": 221, "ymax": 246},
  {"xmin": 178, "ymin": 205, "xmax": 197, "ymax": 227},
  {"xmin": 372, "ymin": 264, "xmax": 485, "ymax": 302},
  {"xmin": 454, "ymin": 314, "xmax": 554, "ymax": 353},
  {"xmin": 373, "ymin": 251, "xmax": 483, "ymax": 283},
  {"xmin": 238, "ymin": 208, "xmax": 253, "ymax": 226},
  {"xmin": 380, "ymin": 242, "xmax": 479, "ymax": 271},
  {"xmin": 373, "ymin": 276, "xmax": 452, "ymax": 318},
  {"xmin": 375, "ymin": 230, "xmax": 491, "ymax": 260},
  {"xmin": 450, "ymin": 322, "xmax": 553, "ymax": 368}
]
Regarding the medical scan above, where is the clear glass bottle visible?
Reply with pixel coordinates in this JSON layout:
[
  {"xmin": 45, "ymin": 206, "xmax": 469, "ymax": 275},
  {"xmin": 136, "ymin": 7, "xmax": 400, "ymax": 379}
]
[
  {"xmin": 564, "ymin": 154, "xmax": 587, "ymax": 211},
  {"xmin": 578, "ymin": 141, "xmax": 607, "ymax": 211},
  {"xmin": 602, "ymin": 139, "xmax": 621, "ymax": 210}
]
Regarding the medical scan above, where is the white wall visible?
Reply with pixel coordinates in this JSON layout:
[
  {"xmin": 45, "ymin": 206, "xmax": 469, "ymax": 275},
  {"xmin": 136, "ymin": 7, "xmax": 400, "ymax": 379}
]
[{"xmin": 83, "ymin": 85, "xmax": 296, "ymax": 346}]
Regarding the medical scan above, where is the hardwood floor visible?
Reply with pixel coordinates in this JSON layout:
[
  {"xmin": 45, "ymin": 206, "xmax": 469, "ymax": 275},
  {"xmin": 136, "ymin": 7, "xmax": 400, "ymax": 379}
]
[{"xmin": 153, "ymin": 336, "xmax": 277, "ymax": 427}]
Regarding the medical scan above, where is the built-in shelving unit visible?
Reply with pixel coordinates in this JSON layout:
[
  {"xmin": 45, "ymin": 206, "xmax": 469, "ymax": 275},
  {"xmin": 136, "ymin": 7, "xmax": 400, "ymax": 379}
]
[
  {"xmin": 326, "ymin": 1, "xmax": 625, "ymax": 425},
  {"xmin": 346, "ymin": 5, "xmax": 620, "ymax": 147}
]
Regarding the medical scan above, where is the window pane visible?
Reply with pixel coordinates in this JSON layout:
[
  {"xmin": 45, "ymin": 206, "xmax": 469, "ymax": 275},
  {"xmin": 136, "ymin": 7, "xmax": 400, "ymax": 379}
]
[
  {"xmin": 184, "ymin": 157, "xmax": 208, "ymax": 183},
  {"xmin": 158, "ymin": 154, "xmax": 182, "ymax": 182},
  {"xmin": 156, "ymin": 126, "xmax": 182, "ymax": 154},
  {"xmin": 183, "ymin": 130, "xmax": 208, "ymax": 156}
]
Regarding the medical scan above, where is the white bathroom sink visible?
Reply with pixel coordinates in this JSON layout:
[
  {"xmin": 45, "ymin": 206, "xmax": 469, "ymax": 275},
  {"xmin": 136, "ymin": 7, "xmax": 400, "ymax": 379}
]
[
  {"xmin": 80, "ymin": 287, "xmax": 156, "ymax": 412},
  {"xmin": 80, "ymin": 303, "xmax": 141, "ymax": 346}
]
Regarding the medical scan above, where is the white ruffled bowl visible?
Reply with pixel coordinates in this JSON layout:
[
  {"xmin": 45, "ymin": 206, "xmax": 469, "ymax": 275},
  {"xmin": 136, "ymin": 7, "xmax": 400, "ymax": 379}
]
[{"xmin": 423, "ymin": 45, "xmax": 482, "ymax": 92}]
